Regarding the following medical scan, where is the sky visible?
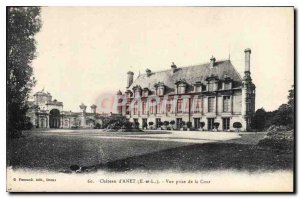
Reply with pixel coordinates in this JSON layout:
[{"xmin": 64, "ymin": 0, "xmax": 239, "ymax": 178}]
[{"xmin": 31, "ymin": 7, "xmax": 294, "ymax": 113}]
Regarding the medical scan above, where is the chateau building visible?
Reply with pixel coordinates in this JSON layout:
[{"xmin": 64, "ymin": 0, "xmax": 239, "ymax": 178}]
[
  {"xmin": 116, "ymin": 48, "xmax": 256, "ymax": 131},
  {"xmin": 27, "ymin": 89, "xmax": 120, "ymax": 129}
]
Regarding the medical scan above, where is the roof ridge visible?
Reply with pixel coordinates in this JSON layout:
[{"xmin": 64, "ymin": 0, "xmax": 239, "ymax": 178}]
[{"xmin": 138, "ymin": 59, "xmax": 230, "ymax": 75}]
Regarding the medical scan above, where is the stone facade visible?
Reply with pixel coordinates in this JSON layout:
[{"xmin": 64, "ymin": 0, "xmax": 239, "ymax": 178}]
[
  {"xmin": 116, "ymin": 49, "xmax": 256, "ymax": 131},
  {"xmin": 27, "ymin": 89, "xmax": 120, "ymax": 129}
]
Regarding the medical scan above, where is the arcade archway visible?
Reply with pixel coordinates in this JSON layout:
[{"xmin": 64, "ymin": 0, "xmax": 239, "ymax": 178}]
[{"xmin": 49, "ymin": 109, "xmax": 60, "ymax": 128}]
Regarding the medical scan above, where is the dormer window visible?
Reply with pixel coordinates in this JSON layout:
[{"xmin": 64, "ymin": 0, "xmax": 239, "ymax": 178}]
[
  {"xmin": 223, "ymin": 75, "xmax": 233, "ymax": 90},
  {"xmin": 154, "ymin": 82, "xmax": 165, "ymax": 96},
  {"xmin": 193, "ymin": 82, "xmax": 203, "ymax": 92},
  {"xmin": 175, "ymin": 79, "xmax": 187, "ymax": 94},
  {"xmin": 206, "ymin": 75, "xmax": 219, "ymax": 92},
  {"xmin": 142, "ymin": 88, "xmax": 149, "ymax": 97},
  {"xmin": 125, "ymin": 90, "xmax": 133, "ymax": 98},
  {"xmin": 134, "ymin": 90, "xmax": 141, "ymax": 98},
  {"xmin": 208, "ymin": 82, "xmax": 215, "ymax": 91},
  {"xmin": 224, "ymin": 82, "xmax": 232, "ymax": 90},
  {"xmin": 132, "ymin": 85, "xmax": 142, "ymax": 98}
]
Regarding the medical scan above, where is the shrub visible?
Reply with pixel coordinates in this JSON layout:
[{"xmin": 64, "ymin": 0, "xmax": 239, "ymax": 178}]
[
  {"xmin": 233, "ymin": 122, "xmax": 242, "ymax": 131},
  {"xmin": 134, "ymin": 122, "xmax": 140, "ymax": 129},
  {"xmin": 200, "ymin": 122, "xmax": 205, "ymax": 128},
  {"xmin": 105, "ymin": 119, "xmax": 133, "ymax": 130},
  {"xmin": 148, "ymin": 121, "xmax": 154, "ymax": 129},
  {"xmin": 170, "ymin": 120, "xmax": 175, "ymax": 125},
  {"xmin": 213, "ymin": 122, "xmax": 220, "ymax": 130},
  {"xmin": 159, "ymin": 121, "xmax": 164, "ymax": 128},
  {"xmin": 94, "ymin": 123, "xmax": 101, "ymax": 129},
  {"xmin": 186, "ymin": 122, "xmax": 192, "ymax": 128},
  {"xmin": 258, "ymin": 129, "xmax": 294, "ymax": 151},
  {"xmin": 164, "ymin": 121, "xmax": 169, "ymax": 126},
  {"xmin": 142, "ymin": 122, "xmax": 148, "ymax": 129}
]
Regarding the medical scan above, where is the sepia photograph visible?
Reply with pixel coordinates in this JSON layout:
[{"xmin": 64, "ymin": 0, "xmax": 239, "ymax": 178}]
[{"xmin": 6, "ymin": 6, "xmax": 294, "ymax": 192}]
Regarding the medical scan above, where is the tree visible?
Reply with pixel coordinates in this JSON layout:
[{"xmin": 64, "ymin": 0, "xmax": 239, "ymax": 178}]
[
  {"xmin": 251, "ymin": 108, "xmax": 267, "ymax": 131},
  {"xmin": 288, "ymin": 85, "xmax": 294, "ymax": 109},
  {"xmin": 272, "ymin": 104, "xmax": 293, "ymax": 126},
  {"xmin": 7, "ymin": 7, "xmax": 42, "ymax": 138},
  {"xmin": 287, "ymin": 85, "xmax": 294, "ymax": 127},
  {"xmin": 94, "ymin": 123, "xmax": 101, "ymax": 129}
]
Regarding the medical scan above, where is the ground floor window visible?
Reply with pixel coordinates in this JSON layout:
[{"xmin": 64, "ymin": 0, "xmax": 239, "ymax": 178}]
[
  {"xmin": 222, "ymin": 117, "xmax": 230, "ymax": 130},
  {"xmin": 194, "ymin": 118, "xmax": 201, "ymax": 129},
  {"xmin": 40, "ymin": 118, "xmax": 45, "ymax": 128},
  {"xmin": 156, "ymin": 118, "xmax": 161, "ymax": 128},
  {"xmin": 126, "ymin": 105, "xmax": 130, "ymax": 115},
  {"xmin": 207, "ymin": 118, "xmax": 214, "ymax": 130},
  {"xmin": 142, "ymin": 118, "xmax": 147, "ymax": 128},
  {"xmin": 176, "ymin": 118, "xmax": 183, "ymax": 129}
]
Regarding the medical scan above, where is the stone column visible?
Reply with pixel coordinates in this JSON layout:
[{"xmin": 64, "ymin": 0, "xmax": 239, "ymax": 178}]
[
  {"xmin": 230, "ymin": 94, "xmax": 233, "ymax": 114},
  {"xmin": 215, "ymin": 95, "xmax": 218, "ymax": 115},
  {"xmin": 46, "ymin": 115, "xmax": 49, "ymax": 128}
]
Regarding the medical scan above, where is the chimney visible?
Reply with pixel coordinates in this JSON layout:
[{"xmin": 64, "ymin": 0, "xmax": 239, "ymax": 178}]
[
  {"xmin": 126, "ymin": 71, "xmax": 134, "ymax": 89},
  {"xmin": 171, "ymin": 62, "xmax": 177, "ymax": 73},
  {"xmin": 244, "ymin": 48, "xmax": 251, "ymax": 73},
  {"xmin": 146, "ymin": 68, "xmax": 151, "ymax": 77},
  {"xmin": 210, "ymin": 56, "xmax": 216, "ymax": 68}
]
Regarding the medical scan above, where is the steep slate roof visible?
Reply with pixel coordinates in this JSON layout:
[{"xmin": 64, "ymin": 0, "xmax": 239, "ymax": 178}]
[{"xmin": 129, "ymin": 60, "xmax": 242, "ymax": 94}]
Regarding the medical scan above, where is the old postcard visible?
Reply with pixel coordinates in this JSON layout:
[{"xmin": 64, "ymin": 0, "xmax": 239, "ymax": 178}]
[{"xmin": 6, "ymin": 7, "xmax": 294, "ymax": 192}]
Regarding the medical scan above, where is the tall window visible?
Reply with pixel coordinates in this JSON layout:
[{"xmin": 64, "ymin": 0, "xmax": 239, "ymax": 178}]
[
  {"xmin": 133, "ymin": 102, "xmax": 138, "ymax": 115},
  {"xmin": 177, "ymin": 99, "xmax": 183, "ymax": 113},
  {"xmin": 208, "ymin": 97, "xmax": 215, "ymax": 112},
  {"xmin": 126, "ymin": 105, "xmax": 130, "ymax": 115},
  {"xmin": 157, "ymin": 101, "xmax": 161, "ymax": 114},
  {"xmin": 156, "ymin": 118, "xmax": 161, "ymax": 128},
  {"xmin": 207, "ymin": 118, "xmax": 214, "ymax": 130},
  {"xmin": 246, "ymin": 102, "xmax": 251, "ymax": 112},
  {"xmin": 223, "ymin": 118, "xmax": 230, "ymax": 130},
  {"xmin": 194, "ymin": 118, "xmax": 201, "ymax": 129},
  {"xmin": 193, "ymin": 98, "xmax": 202, "ymax": 113},
  {"xmin": 223, "ymin": 96, "xmax": 230, "ymax": 112},
  {"xmin": 167, "ymin": 99, "xmax": 172, "ymax": 113},
  {"xmin": 149, "ymin": 100, "xmax": 155, "ymax": 114},
  {"xmin": 142, "ymin": 101, "xmax": 147, "ymax": 115}
]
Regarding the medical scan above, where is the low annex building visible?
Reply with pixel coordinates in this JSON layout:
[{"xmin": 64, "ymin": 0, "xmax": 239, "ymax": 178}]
[
  {"xmin": 27, "ymin": 89, "xmax": 120, "ymax": 129},
  {"xmin": 116, "ymin": 48, "xmax": 256, "ymax": 131}
]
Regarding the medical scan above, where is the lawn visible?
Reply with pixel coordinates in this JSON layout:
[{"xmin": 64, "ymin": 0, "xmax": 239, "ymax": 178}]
[
  {"xmin": 102, "ymin": 142, "xmax": 293, "ymax": 172},
  {"xmin": 7, "ymin": 131, "xmax": 190, "ymax": 171},
  {"xmin": 7, "ymin": 130, "xmax": 293, "ymax": 173}
]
